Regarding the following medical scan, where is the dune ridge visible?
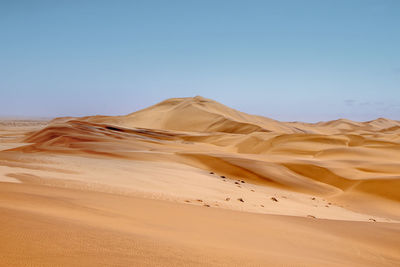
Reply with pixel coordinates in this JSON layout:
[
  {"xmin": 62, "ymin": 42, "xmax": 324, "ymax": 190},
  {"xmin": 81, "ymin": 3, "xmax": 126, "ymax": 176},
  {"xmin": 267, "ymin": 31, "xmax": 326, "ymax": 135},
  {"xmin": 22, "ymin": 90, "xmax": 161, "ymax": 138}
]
[
  {"xmin": 8, "ymin": 97, "xmax": 400, "ymax": 212},
  {"xmin": 1, "ymin": 96, "xmax": 399, "ymax": 266},
  {"xmin": 82, "ymin": 96, "xmax": 400, "ymax": 134}
]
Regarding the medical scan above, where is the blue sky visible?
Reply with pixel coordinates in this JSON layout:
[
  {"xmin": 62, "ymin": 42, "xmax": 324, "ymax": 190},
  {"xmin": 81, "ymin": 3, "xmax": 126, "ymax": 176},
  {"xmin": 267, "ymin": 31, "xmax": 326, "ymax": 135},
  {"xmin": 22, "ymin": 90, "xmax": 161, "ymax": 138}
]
[{"xmin": 1, "ymin": 0, "xmax": 399, "ymax": 122}]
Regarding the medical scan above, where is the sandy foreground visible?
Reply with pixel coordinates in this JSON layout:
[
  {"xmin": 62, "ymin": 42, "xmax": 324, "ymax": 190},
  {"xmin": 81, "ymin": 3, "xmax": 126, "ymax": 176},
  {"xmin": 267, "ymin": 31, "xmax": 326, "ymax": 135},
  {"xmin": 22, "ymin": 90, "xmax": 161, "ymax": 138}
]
[{"xmin": 0, "ymin": 96, "xmax": 399, "ymax": 266}]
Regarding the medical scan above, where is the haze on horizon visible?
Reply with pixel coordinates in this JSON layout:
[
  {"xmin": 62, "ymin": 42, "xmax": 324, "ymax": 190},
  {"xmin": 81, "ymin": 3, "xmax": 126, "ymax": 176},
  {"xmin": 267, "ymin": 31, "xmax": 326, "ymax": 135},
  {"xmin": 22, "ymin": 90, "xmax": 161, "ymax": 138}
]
[{"xmin": 1, "ymin": 0, "xmax": 399, "ymax": 122}]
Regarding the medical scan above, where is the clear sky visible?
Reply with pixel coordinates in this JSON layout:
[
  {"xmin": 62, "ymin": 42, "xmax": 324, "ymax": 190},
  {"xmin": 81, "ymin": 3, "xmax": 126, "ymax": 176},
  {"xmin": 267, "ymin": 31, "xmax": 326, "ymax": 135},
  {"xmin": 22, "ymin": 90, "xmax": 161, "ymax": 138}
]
[{"xmin": 1, "ymin": 0, "xmax": 399, "ymax": 122}]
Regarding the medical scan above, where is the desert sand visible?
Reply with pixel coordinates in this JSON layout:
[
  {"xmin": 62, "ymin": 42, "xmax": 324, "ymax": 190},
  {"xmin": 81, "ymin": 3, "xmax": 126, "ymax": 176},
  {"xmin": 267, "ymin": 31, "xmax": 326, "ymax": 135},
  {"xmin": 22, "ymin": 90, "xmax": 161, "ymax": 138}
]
[{"xmin": 0, "ymin": 96, "xmax": 399, "ymax": 266}]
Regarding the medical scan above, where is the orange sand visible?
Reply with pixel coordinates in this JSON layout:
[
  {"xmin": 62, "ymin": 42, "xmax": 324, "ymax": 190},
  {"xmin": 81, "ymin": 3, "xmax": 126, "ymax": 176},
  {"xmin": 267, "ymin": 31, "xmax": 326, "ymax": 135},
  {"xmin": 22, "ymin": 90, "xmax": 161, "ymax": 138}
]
[{"xmin": 0, "ymin": 96, "xmax": 399, "ymax": 266}]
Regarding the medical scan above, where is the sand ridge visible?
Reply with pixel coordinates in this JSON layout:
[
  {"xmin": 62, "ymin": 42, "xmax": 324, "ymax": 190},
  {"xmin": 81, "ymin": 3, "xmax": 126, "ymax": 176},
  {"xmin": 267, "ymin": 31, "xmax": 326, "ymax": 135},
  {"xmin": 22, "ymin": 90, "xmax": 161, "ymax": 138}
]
[
  {"xmin": 0, "ymin": 97, "xmax": 399, "ymax": 266},
  {"xmin": 4, "ymin": 97, "xmax": 399, "ymax": 219}
]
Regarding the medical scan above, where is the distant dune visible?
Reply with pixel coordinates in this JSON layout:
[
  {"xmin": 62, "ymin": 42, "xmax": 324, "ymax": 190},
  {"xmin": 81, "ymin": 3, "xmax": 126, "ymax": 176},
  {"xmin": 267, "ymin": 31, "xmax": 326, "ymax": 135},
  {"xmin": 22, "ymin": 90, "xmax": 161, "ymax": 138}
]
[
  {"xmin": 83, "ymin": 96, "xmax": 400, "ymax": 134},
  {"xmin": 1, "ymin": 96, "xmax": 399, "ymax": 266}
]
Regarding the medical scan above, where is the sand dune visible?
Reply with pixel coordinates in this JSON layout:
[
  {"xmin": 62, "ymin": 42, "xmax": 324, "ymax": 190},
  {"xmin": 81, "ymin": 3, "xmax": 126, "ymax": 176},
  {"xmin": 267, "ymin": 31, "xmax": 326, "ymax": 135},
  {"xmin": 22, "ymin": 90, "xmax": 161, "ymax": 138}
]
[
  {"xmin": 1, "ymin": 182, "xmax": 400, "ymax": 267},
  {"xmin": 1, "ymin": 97, "xmax": 400, "ymax": 266}
]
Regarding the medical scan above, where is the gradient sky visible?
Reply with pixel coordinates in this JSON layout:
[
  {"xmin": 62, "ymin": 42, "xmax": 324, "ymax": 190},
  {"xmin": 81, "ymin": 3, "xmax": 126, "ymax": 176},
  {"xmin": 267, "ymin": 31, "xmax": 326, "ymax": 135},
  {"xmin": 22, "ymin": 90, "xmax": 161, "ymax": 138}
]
[{"xmin": 1, "ymin": 0, "xmax": 399, "ymax": 122}]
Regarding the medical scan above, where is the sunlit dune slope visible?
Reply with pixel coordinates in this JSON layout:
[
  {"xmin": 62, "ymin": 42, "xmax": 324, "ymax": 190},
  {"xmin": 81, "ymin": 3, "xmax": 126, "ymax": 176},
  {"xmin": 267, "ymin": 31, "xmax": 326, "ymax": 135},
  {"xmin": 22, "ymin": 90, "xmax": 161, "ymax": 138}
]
[
  {"xmin": 83, "ymin": 96, "xmax": 302, "ymax": 134},
  {"xmin": 79, "ymin": 96, "xmax": 400, "ymax": 134},
  {"xmin": 1, "ymin": 97, "xmax": 400, "ymax": 266},
  {"xmin": 1, "ymin": 182, "xmax": 399, "ymax": 267},
  {"xmin": 4, "ymin": 96, "xmax": 397, "ymax": 221}
]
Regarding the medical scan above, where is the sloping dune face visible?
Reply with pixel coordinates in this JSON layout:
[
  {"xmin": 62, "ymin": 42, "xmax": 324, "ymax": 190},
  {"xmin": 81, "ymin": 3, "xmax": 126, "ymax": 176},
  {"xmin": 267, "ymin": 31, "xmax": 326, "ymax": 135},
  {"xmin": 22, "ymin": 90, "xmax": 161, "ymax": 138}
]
[
  {"xmin": 1, "ymin": 97, "xmax": 400, "ymax": 266},
  {"xmin": 10, "ymin": 96, "xmax": 400, "ymax": 219},
  {"xmin": 85, "ymin": 96, "xmax": 301, "ymax": 134}
]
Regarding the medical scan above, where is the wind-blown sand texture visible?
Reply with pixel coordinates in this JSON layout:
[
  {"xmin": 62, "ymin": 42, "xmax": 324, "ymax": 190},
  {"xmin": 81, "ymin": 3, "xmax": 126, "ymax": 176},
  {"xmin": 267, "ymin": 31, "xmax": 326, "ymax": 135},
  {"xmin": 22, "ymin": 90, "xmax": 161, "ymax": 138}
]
[{"xmin": 1, "ymin": 96, "xmax": 399, "ymax": 266}]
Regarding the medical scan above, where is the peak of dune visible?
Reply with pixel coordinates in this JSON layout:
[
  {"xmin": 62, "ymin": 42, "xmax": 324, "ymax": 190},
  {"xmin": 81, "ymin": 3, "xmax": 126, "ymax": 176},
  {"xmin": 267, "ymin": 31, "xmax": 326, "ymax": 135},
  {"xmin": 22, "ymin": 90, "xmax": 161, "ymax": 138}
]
[
  {"xmin": 44, "ymin": 96, "xmax": 398, "ymax": 135},
  {"xmin": 366, "ymin": 117, "xmax": 400, "ymax": 127},
  {"xmin": 307, "ymin": 117, "xmax": 400, "ymax": 134},
  {"xmin": 85, "ymin": 96, "xmax": 300, "ymax": 134},
  {"xmin": 47, "ymin": 96, "xmax": 400, "ymax": 134},
  {"xmin": 318, "ymin": 118, "xmax": 360, "ymax": 126},
  {"xmin": 136, "ymin": 96, "xmax": 212, "ymax": 112}
]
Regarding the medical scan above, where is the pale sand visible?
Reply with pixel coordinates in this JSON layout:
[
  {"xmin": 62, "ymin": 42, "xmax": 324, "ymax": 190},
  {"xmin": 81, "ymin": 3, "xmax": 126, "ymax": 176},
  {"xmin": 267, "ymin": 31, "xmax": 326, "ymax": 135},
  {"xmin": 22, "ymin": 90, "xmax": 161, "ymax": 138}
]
[
  {"xmin": 0, "ymin": 96, "xmax": 399, "ymax": 266},
  {"xmin": 1, "ymin": 182, "xmax": 399, "ymax": 267}
]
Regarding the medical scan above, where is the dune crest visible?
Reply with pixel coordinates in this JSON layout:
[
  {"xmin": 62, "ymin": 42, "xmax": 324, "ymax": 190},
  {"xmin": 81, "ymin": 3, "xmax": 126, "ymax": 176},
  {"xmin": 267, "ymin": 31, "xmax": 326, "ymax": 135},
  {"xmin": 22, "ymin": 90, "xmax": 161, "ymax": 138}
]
[
  {"xmin": 1, "ymin": 97, "xmax": 400, "ymax": 266},
  {"xmin": 82, "ymin": 96, "xmax": 301, "ymax": 134},
  {"xmin": 1, "ymin": 96, "xmax": 396, "ymax": 220},
  {"xmin": 77, "ymin": 96, "xmax": 400, "ymax": 135}
]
